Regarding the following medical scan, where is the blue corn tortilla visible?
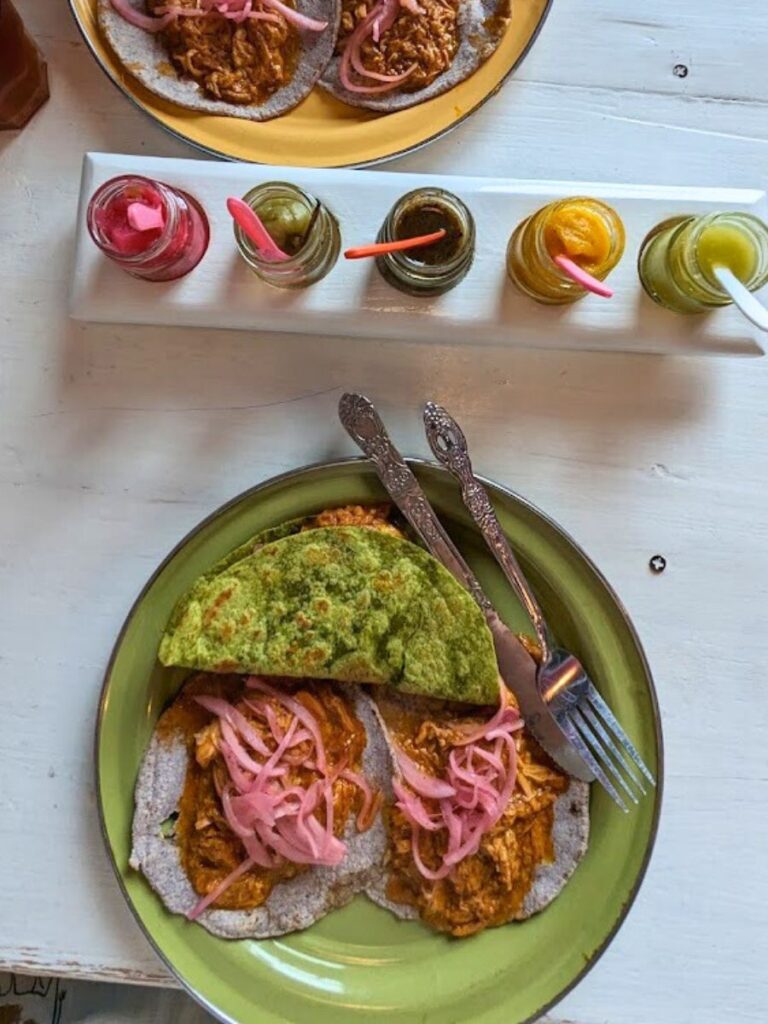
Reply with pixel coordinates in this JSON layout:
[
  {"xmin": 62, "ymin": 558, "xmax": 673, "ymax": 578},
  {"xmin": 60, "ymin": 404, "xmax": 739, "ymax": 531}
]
[
  {"xmin": 97, "ymin": 0, "xmax": 341, "ymax": 121},
  {"xmin": 319, "ymin": 0, "xmax": 511, "ymax": 112}
]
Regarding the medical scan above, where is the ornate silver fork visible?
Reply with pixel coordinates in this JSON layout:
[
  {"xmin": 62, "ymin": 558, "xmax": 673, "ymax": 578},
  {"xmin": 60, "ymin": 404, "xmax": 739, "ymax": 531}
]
[{"xmin": 423, "ymin": 401, "xmax": 655, "ymax": 812}]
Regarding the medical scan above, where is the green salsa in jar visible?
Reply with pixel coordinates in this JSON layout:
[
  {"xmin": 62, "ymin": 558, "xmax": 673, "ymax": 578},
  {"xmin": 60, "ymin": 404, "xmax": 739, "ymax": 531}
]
[
  {"xmin": 234, "ymin": 182, "xmax": 340, "ymax": 288},
  {"xmin": 254, "ymin": 196, "xmax": 314, "ymax": 257}
]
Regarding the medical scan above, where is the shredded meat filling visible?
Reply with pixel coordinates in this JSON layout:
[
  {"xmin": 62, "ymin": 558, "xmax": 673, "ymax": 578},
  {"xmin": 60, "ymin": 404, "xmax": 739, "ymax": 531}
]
[
  {"xmin": 147, "ymin": 0, "xmax": 299, "ymax": 104},
  {"xmin": 161, "ymin": 674, "xmax": 366, "ymax": 910},
  {"xmin": 338, "ymin": 0, "xmax": 460, "ymax": 90},
  {"xmin": 304, "ymin": 503, "xmax": 404, "ymax": 538},
  {"xmin": 376, "ymin": 692, "xmax": 569, "ymax": 936}
]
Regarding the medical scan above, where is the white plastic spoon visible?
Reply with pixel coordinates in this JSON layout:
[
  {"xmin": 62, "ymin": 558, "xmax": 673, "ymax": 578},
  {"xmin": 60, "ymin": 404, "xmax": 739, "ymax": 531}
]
[{"xmin": 712, "ymin": 265, "xmax": 768, "ymax": 332}]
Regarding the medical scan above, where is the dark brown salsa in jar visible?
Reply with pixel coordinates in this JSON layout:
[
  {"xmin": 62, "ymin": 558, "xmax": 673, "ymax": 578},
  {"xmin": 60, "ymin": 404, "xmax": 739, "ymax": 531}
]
[{"xmin": 376, "ymin": 188, "xmax": 475, "ymax": 296}]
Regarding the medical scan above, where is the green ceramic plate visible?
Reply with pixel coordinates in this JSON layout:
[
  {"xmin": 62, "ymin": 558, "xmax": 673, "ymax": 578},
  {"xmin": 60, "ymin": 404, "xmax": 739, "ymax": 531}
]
[{"xmin": 97, "ymin": 457, "xmax": 662, "ymax": 1024}]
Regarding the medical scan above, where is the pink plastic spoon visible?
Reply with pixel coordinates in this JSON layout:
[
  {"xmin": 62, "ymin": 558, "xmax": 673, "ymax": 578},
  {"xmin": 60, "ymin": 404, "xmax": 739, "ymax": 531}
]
[
  {"xmin": 226, "ymin": 196, "xmax": 290, "ymax": 263},
  {"xmin": 554, "ymin": 254, "xmax": 614, "ymax": 298}
]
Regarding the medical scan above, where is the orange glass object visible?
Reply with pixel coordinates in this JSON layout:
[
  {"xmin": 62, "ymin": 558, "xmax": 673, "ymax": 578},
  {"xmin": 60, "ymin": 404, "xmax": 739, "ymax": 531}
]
[{"xmin": 0, "ymin": 0, "xmax": 49, "ymax": 130}]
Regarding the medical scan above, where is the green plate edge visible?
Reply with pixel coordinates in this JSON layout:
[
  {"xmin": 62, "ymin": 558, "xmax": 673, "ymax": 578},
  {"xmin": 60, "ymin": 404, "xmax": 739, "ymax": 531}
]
[{"xmin": 96, "ymin": 457, "xmax": 663, "ymax": 1024}]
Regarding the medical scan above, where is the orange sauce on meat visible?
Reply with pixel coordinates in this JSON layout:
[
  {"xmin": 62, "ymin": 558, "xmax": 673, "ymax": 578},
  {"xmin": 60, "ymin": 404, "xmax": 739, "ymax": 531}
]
[
  {"xmin": 304, "ymin": 504, "xmax": 404, "ymax": 538},
  {"xmin": 148, "ymin": 0, "xmax": 300, "ymax": 106},
  {"xmin": 158, "ymin": 674, "xmax": 366, "ymax": 911},
  {"xmin": 375, "ymin": 691, "xmax": 569, "ymax": 936}
]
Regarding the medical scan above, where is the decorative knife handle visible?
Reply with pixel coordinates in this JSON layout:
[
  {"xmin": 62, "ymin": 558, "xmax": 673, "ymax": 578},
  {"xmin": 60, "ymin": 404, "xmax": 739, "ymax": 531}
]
[
  {"xmin": 338, "ymin": 393, "xmax": 492, "ymax": 614},
  {"xmin": 423, "ymin": 401, "xmax": 553, "ymax": 660}
]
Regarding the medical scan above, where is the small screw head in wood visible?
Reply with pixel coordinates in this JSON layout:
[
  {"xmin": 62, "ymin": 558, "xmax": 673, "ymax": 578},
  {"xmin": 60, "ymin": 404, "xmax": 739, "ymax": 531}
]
[
  {"xmin": 673, "ymin": 64, "xmax": 689, "ymax": 78},
  {"xmin": 649, "ymin": 555, "xmax": 667, "ymax": 574}
]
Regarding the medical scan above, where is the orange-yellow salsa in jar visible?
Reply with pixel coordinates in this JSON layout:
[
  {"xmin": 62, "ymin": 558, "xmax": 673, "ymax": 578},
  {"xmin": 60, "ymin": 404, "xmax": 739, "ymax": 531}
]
[{"xmin": 506, "ymin": 197, "xmax": 625, "ymax": 304}]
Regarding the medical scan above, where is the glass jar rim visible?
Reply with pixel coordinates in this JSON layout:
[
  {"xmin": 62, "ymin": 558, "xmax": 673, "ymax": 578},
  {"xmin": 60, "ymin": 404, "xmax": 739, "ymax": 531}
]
[
  {"xmin": 236, "ymin": 182, "xmax": 322, "ymax": 269},
  {"xmin": 385, "ymin": 188, "xmax": 475, "ymax": 277},
  {"xmin": 677, "ymin": 211, "xmax": 768, "ymax": 295},
  {"xmin": 87, "ymin": 175, "xmax": 181, "ymax": 265},
  {"xmin": 529, "ymin": 197, "xmax": 625, "ymax": 283}
]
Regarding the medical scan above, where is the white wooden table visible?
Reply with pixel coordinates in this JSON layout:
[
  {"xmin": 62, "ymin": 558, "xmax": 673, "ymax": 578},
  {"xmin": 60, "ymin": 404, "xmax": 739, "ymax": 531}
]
[{"xmin": 1, "ymin": 1, "xmax": 767, "ymax": 1021}]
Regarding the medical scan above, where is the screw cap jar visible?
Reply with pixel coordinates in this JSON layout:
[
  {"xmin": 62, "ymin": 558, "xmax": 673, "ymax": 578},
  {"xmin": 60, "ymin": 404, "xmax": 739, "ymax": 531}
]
[
  {"xmin": 87, "ymin": 175, "xmax": 209, "ymax": 282},
  {"xmin": 234, "ymin": 182, "xmax": 340, "ymax": 289},
  {"xmin": 638, "ymin": 212, "xmax": 768, "ymax": 313},
  {"xmin": 506, "ymin": 197, "xmax": 625, "ymax": 304},
  {"xmin": 375, "ymin": 188, "xmax": 475, "ymax": 297}
]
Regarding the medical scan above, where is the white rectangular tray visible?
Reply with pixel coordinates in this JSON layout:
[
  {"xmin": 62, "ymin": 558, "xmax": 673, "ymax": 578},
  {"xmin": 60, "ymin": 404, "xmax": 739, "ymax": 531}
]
[{"xmin": 70, "ymin": 153, "xmax": 768, "ymax": 356}]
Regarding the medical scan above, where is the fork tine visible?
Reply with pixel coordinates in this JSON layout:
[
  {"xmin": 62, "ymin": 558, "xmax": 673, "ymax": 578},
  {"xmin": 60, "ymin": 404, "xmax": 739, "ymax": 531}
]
[
  {"xmin": 556, "ymin": 713, "xmax": 629, "ymax": 812},
  {"xmin": 586, "ymin": 683, "xmax": 656, "ymax": 786},
  {"xmin": 580, "ymin": 702, "xmax": 647, "ymax": 796},
  {"xmin": 570, "ymin": 708, "xmax": 640, "ymax": 805}
]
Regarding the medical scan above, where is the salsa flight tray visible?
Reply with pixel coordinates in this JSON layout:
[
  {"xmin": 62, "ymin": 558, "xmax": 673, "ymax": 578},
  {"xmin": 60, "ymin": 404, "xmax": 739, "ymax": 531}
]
[{"xmin": 69, "ymin": 152, "xmax": 768, "ymax": 356}]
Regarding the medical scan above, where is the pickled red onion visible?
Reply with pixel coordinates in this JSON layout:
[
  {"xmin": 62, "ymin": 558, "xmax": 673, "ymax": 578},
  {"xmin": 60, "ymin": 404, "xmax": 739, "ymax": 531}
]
[
  {"xmin": 394, "ymin": 747, "xmax": 456, "ymax": 799},
  {"xmin": 195, "ymin": 694, "xmax": 271, "ymax": 756},
  {"xmin": 186, "ymin": 682, "xmax": 378, "ymax": 919},
  {"xmin": 187, "ymin": 856, "xmax": 256, "ymax": 920},
  {"xmin": 341, "ymin": 767, "xmax": 382, "ymax": 831},
  {"xmin": 392, "ymin": 702, "xmax": 523, "ymax": 881},
  {"xmin": 218, "ymin": 738, "xmax": 254, "ymax": 793},
  {"xmin": 246, "ymin": 677, "xmax": 328, "ymax": 773},
  {"xmin": 114, "ymin": 0, "xmax": 324, "ymax": 32},
  {"xmin": 219, "ymin": 718, "xmax": 264, "ymax": 774},
  {"xmin": 339, "ymin": 0, "xmax": 416, "ymax": 93}
]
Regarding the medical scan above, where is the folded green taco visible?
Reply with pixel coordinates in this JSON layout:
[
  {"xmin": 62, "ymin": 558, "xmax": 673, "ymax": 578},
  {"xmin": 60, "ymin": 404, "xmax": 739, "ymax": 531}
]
[
  {"xmin": 159, "ymin": 525, "xmax": 500, "ymax": 705},
  {"xmin": 99, "ymin": 0, "xmax": 341, "ymax": 121},
  {"xmin": 319, "ymin": 0, "xmax": 511, "ymax": 111}
]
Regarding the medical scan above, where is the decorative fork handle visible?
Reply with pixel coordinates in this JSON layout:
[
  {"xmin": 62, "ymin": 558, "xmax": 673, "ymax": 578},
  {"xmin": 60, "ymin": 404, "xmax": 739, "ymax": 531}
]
[
  {"xmin": 338, "ymin": 393, "xmax": 493, "ymax": 615},
  {"xmin": 423, "ymin": 401, "xmax": 553, "ymax": 663}
]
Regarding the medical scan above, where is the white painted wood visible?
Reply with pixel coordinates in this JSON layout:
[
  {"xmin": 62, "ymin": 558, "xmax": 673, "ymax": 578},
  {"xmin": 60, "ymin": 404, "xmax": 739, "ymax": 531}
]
[
  {"xmin": 70, "ymin": 153, "xmax": 768, "ymax": 356},
  {"xmin": 2, "ymin": 1, "xmax": 768, "ymax": 1023}
]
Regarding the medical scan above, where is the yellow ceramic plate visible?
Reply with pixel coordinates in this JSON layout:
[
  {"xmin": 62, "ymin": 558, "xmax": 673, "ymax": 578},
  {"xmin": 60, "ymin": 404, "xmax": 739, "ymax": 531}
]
[{"xmin": 69, "ymin": 0, "xmax": 550, "ymax": 167}]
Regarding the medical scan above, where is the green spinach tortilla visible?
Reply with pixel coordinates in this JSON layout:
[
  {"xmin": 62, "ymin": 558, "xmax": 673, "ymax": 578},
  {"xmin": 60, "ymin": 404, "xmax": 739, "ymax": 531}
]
[{"xmin": 159, "ymin": 527, "xmax": 499, "ymax": 704}]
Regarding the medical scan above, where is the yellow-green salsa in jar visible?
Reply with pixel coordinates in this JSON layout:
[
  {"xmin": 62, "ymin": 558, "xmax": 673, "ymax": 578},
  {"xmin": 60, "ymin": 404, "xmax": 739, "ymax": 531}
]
[{"xmin": 638, "ymin": 211, "xmax": 768, "ymax": 313}]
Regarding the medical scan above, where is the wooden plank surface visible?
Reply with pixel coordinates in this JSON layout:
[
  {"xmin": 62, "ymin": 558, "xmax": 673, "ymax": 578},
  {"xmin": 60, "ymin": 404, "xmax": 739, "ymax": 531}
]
[{"xmin": 1, "ymin": 0, "xmax": 767, "ymax": 1021}]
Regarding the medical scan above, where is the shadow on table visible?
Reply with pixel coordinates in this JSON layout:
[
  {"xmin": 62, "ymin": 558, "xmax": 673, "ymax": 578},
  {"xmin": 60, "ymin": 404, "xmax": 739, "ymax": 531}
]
[
  {"xmin": 45, "ymin": 296, "xmax": 712, "ymax": 471},
  {"xmin": 8, "ymin": 244, "xmax": 716, "ymax": 578}
]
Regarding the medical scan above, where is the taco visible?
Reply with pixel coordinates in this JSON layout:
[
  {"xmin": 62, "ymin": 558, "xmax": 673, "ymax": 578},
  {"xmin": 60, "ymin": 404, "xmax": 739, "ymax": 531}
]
[
  {"xmin": 159, "ymin": 524, "xmax": 501, "ymax": 705},
  {"xmin": 98, "ymin": 0, "xmax": 341, "ymax": 121},
  {"xmin": 135, "ymin": 505, "xmax": 588, "ymax": 939},
  {"xmin": 130, "ymin": 673, "xmax": 391, "ymax": 937},
  {"xmin": 366, "ymin": 688, "xmax": 589, "ymax": 936},
  {"xmin": 319, "ymin": 0, "xmax": 511, "ymax": 111}
]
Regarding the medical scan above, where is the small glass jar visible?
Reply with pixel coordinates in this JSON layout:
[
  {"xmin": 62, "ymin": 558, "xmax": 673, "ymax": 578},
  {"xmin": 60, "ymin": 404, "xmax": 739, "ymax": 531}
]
[
  {"xmin": 638, "ymin": 211, "xmax": 768, "ymax": 314},
  {"xmin": 375, "ymin": 188, "xmax": 475, "ymax": 297},
  {"xmin": 87, "ymin": 175, "xmax": 210, "ymax": 282},
  {"xmin": 234, "ymin": 182, "xmax": 340, "ymax": 289},
  {"xmin": 506, "ymin": 197, "xmax": 625, "ymax": 304}
]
